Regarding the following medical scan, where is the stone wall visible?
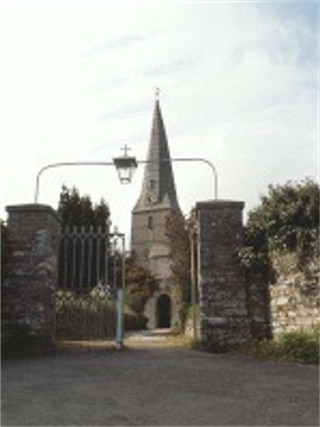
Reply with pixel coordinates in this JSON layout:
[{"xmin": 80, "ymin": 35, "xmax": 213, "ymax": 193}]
[
  {"xmin": 270, "ymin": 252, "xmax": 319, "ymax": 335},
  {"xmin": 184, "ymin": 306, "xmax": 201, "ymax": 339},
  {"xmin": 2, "ymin": 204, "xmax": 60, "ymax": 356},
  {"xmin": 131, "ymin": 208, "xmax": 173, "ymax": 273},
  {"xmin": 245, "ymin": 273, "xmax": 272, "ymax": 339},
  {"xmin": 195, "ymin": 200, "xmax": 250, "ymax": 350}
]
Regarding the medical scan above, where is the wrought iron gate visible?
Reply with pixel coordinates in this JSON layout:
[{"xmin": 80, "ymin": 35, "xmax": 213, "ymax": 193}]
[{"xmin": 55, "ymin": 225, "xmax": 125, "ymax": 344}]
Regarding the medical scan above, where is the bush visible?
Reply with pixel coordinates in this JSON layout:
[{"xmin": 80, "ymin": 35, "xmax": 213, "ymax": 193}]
[
  {"xmin": 124, "ymin": 306, "xmax": 148, "ymax": 331},
  {"xmin": 55, "ymin": 289, "xmax": 116, "ymax": 340},
  {"xmin": 237, "ymin": 328, "xmax": 319, "ymax": 364},
  {"xmin": 1, "ymin": 323, "xmax": 53, "ymax": 358},
  {"xmin": 240, "ymin": 179, "xmax": 319, "ymax": 275},
  {"xmin": 179, "ymin": 303, "xmax": 191, "ymax": 330},
  {"xmin": 55, "ymin": 288, "xmax": 149, "ymax": 339},
  {"xmin": 125, "ymin": 264, "xmax": 157, "ymax": 314},
  {"xmin": 278, "ymin": 329, "xmax": 319, "ymax": 364}
]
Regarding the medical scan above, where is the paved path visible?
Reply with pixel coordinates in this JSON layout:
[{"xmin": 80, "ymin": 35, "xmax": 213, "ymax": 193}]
[{"xmin": 1, "ymin": 330, "xmax": 319, "ymax": 426}]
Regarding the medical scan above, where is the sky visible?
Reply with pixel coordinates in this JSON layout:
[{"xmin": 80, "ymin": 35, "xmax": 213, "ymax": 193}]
[{"xmin": 0, "ymin": 0, "xmax": 318, "ymax": 242}]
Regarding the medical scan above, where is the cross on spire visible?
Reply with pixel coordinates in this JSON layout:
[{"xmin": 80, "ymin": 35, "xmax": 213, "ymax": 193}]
[{"xmin": 155, "ymin": 87, "xmax": 160, "ymax": 100}]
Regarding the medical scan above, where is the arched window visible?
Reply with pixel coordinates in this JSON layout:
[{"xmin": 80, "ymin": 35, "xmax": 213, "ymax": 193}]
[{"xmin": 148, "ymin": 216, "xmax": 153, "ymax": 230}]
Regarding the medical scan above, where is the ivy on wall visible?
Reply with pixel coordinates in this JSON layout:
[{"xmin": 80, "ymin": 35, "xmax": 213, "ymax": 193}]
[{"xmin": 240, "ymin": 178, "xmax": 319, "ymax": 275}]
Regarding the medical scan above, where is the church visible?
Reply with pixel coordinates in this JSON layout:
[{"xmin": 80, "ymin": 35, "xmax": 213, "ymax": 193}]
[{"xmin": 131, "ymin": 98, "xmax": 181, "ymax": 329}]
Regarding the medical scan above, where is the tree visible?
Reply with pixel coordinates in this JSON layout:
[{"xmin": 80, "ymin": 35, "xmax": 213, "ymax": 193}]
[
  {"xmin": 165, "ymin": 213, "xmax": 193, "ymax": 306},
  {"xmin": 58, "ymin": 185, "xmax": 110, "ymax": 229},
  {"xmin": 57, "ymin": 186, "xmax": 112, "ymax": 290},
  {"xmin": 125, "ymin": 261, "xmax": 157, "ymax": 314},
  {"xmin": 240, "ymin": 178, "xmax": 319, "ymax": 274}
]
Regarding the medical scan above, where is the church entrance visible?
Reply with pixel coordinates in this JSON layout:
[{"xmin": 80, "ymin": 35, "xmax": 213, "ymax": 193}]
[{"xmin": 156, "ymin": 294, "xmax": 171, "ymax": 328}]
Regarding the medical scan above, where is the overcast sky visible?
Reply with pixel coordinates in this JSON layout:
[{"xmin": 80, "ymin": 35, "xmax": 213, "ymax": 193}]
[{"xmin": 1, "ymin": 0, "xmax": 318, "ymax": 241}]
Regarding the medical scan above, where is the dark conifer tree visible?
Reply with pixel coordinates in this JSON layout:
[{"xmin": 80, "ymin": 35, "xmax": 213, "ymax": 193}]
[{"xmin": 57, "ymin": 186, "xmax": 111, "ymax": 291}]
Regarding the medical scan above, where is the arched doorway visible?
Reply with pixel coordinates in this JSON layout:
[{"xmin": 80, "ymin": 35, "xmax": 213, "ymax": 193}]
[{"xmin": 156, "ymin": 294, "xmax": 171, "ymax": 328}]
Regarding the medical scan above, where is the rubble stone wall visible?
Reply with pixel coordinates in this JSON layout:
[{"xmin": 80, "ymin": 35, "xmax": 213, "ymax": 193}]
[
  {"xmin": 2, "ymin": 204, "xmax": 60, "ymax": 356},
  {"xmin": 270, "ymin": 253, "xmax": 319, "ymax": 335},
  {"xmin": 245, "ymin": 272, "xmax": 272, "ymax": 339},
  {"xmin": 195, "ymin": 200, "xmax": 250, "ymax": 349}
]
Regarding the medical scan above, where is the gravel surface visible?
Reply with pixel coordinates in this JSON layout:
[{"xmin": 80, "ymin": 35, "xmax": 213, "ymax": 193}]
[{"xmin": 1, "ymin": 332, "xmax": 319, "ymax": 426}]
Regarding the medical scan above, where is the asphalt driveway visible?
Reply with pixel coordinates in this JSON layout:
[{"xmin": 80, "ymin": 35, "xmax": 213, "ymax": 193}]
[{"xmin": 1, "ymin": 334, "xmax": 319, "ymax": 426}]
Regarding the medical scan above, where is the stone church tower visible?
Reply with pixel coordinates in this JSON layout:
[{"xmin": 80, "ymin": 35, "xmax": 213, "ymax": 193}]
[{"xmin": 131, "ymin": 98, "xmax": 181, "ymax": 328}]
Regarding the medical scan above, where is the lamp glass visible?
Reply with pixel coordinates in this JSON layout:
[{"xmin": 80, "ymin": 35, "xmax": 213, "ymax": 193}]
[{"xmin": 113, "ymin": 156, "xmax": 137, "ymax": 184}]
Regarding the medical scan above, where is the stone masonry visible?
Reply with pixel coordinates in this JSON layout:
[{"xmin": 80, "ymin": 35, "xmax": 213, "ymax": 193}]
[
  {"xmin": 270, "ymin": 252, "xmax": 319, "ymax": 335},
  {"xmin": 131, "ymin": 99, "xmax": 181, "ymax": 329},
  {"xmin": 2, "ymin": 204, "xmax": 60, "ymax": 355},
  {"xmin": 196, "ymin": 200, "xmax": 250, "ymax": 349}
]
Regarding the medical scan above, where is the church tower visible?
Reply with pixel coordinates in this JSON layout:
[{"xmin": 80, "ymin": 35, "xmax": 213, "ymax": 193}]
[{"xmin": 131, "ymin": 98, "xmax": 181, "ymax": 328}]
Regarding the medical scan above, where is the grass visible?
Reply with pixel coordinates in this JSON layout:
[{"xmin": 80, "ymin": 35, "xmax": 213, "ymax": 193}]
[{"xmin": 235, "ymin": 327, "xmax": 319, "ymax": 364}]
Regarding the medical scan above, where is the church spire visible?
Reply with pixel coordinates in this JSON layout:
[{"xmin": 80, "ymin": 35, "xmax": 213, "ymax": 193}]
[
  {"xmin": 134, "ymin": 98, "xmax": 180, "ymax": 212},
  {"xmin": 155, "ymin": 87, "xmax": 160, "ymax": 101}
]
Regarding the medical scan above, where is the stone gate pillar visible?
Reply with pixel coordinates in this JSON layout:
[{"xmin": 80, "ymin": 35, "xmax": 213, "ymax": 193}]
[
  {"xmin": 196, "ymin": 200, "xmax": 250, "ymax": 350},
  {"xmin": 2, "ymin": 204, "xmax": 60, "ymax": 356}
]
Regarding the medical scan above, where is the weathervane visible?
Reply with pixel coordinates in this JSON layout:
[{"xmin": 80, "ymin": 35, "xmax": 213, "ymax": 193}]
[{"xmin": 155, "ymin": 87, "xmax": 160, "ymax": 100}]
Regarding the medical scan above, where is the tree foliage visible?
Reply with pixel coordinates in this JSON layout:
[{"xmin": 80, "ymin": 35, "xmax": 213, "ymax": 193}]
[
  {"xmin": 125, "ymin": 261, "xmax": 157, "ymax": 314},
  {"xmin": 165, "ymin": 213, "xmax": 193, "ymax": 306},
  {"xmin": 58, "ymin": 185, "xmax": 110, "ymax": 229},
  {"xmin": 57, "ymin": 186, "xmax": 111, "ymax": 290},
  {"xmin": 240, "ymin": 179, "xmax": 319, "ymax": 274}
]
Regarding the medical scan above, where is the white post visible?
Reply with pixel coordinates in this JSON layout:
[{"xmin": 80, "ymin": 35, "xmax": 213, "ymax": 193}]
[
  {"xmin": 115, "ymin": 235, "xmax": 125, "ymax": 350},
  {"xmin": 115, "ymin": 288, "xmax": 124, "ymax": 350}
]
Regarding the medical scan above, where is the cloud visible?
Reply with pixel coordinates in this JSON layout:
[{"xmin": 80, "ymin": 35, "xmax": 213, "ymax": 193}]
[
  {"xmin": 144, "ymin": 56, "xmax": 198, "ymax": 78},
  {"xmin": 1, "ymin": 1, "xmax": 317, "ymax": 239},
  {"xmin": 84, "ymin": 34, "xmax": 150, "ymax": 57}
]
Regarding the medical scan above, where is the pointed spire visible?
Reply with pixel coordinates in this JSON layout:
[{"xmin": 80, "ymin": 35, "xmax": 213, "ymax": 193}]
[{"xmin": 134, "ymin": 98, "xmax": 180, "ymax": 212}]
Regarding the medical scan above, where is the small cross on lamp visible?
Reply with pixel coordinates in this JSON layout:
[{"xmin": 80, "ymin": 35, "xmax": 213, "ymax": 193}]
[{"xmin": 113, "ymin": 145, "xmax": 138, "ymax": 184}]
